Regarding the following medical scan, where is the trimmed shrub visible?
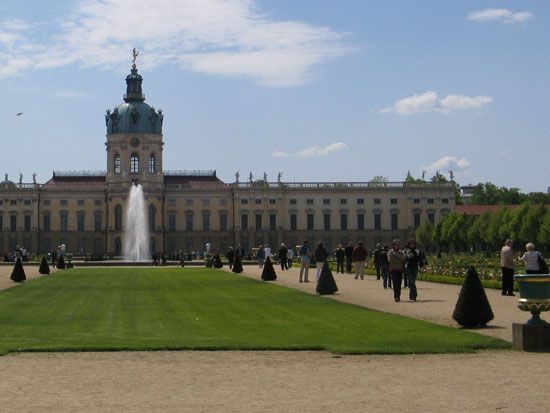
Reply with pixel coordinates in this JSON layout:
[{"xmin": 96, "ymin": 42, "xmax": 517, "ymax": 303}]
[
  {"xmin": 57, "ymin": 256, "xmax": 66, "ymax": 270},
  {"xmin": 316, "ymin": 262, "xmax": 338, "ymax": 295},
  {"xmin": 452, "ymin": 267, "xmax": 494, "ymax": 327},
  {"xmin": 232, "ymin": 254, "xmax": 243, "ymax": 274},
  {"xmin": 214, "ymin": 254, "xmax": 223, "ymax": 268},
  {"xmin": 261, "ymin": 257, "xmax": 277, "ymax": 281},
  {"xmin": 10, "ymin": 257, "xmax": 26, "ymax": 283},
  {"xmin": 39, "ymin": 256, "xmax": 50, "ymax": 275}
]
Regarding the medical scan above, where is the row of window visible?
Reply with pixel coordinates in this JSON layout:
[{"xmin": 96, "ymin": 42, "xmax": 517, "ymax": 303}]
[
  {"xmin": 167, "ymin": 199, "xmax": 228, "ymax": 207},
  {"xmin": 241, "ymin": 197, "xmax": 448, "ymax": 206},
  {"xmin": 113, "ymin": 154, "xmax": 156, "ymax": 174}
]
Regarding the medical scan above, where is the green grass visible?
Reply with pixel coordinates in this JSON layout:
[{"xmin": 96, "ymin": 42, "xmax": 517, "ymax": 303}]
[{"xmin": 0, "ymin": 268, "xmax": 510, "ymax": 355}]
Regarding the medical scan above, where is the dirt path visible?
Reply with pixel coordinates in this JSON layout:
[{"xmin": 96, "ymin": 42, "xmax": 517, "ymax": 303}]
[{"xmin": 1, "ymin": 264, "xmax": 548, "ymax": 412}]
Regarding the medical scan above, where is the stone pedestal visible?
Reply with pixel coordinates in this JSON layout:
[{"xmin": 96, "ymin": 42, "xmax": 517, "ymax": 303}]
[{"xmin": 512, "ymin": 323, "xmax": 550, "ymax": 352}]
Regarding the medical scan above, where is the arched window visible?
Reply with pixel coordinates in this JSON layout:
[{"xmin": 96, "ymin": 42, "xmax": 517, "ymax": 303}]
[
  {"xmin": 115, "ymin": 237, "xmax": 122, "ymax": 256},
  {"xmin": 114, "ymin": 205, "xmax": 122, "ymax": 231},
  {"xmin": 148, "ymin": 154, "xmax": 156, "ymax": 174},
  {"xmin": 148, "ymin": 204, "xmax": 156, "ymax": 231},
  {"xmin": 150, "ymin": 236, "xmax": 156, "ymax": 255},
  {"xmin": 130, "ymin": 154, "xmax": 139, "ymax": 173},
  {"xmin": 114, "ymin": 154, "xmax": 121, "ymax": 174}
]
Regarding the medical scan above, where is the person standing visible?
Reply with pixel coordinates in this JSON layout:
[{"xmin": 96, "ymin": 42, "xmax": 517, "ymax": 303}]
[
  {"xmin": 404, "ymin": 239, "xmax": 420, "ymax": 301},
  {"xmin": 380, "ymin": 244, "xmax": 390, "ymax": 289},
  {"xmin": 335, "ymin": 244, "xmax": 345, "ymax": 274},
  {"xmin": 287, "ymin": 247, "xmax": 294, "ymax": 268},
  {"xmin": 278, "ymin": 243, "xmax": 288, "ymax": 271},
  {"xmin": 373, "ymin": 243, "xmax": 383, "ymax": 280},
  {"xmin": 352, "ymin": 241, "xmax": 368, "ymax": 280},
  {"xmin": 520, "ymin": 243, "xmax": 546, "ymax": 274},
  {"xmin": 298, "ymin": 240, "xmax": 311, "ymax": 283},
  {"xmin": 388, "ymin": 239, "xmax": 406, "ymax": 302},
  {"xmin": 256, "ymin": 245, "xmax": 265, "ymax": 268},
  {"xmin": 226, "ymin": 247, "xmax": 235, "ymax": 270},
  {"xmin": 314, "ymin": 241, "xmax": 329, "ymax": 281},
  {"xmin": 500, "ymin": 239, "xmax": 515, "ymax": 296},
  {"xmin": 264, "ymin": 244, "xmax": 271, "ymax": 262},
  {"xmin": 344, "ymin": 243, "xmax": 354, "ymax": 274}
]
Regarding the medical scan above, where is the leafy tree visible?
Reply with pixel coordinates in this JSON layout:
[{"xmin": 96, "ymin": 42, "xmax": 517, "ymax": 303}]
[
  {"xmin": 415, "ymin": 221, "xmax": 434, "ymax": 249},
  {"xmin": 538, "ymin": 208, "xmax": 550, "ymax": 250},
  {"xmin": 369, "ymin": 175, "xmax": 388, "ymax": 183},
  {"xmin": 519, "ymin": 205, "xmax": 547, "ymax": 245},
  {"xmin": 430, "ymin": 171, "xmax": 448, "ymax": 183},
  {"xmin": 432, "ymin": 220, "xmax": 444, "ymax": 252},
  {"xmin": 509, "ymin": 205, "xmax": 529, "ymax": 244}
]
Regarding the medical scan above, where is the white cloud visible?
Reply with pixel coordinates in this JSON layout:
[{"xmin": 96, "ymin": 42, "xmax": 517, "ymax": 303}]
[
  {"xmin": 0, "ymin": 0, "xmax": 350, "ymax": 86},
  {"xmin": 467, "ymin": 9, "xmax": 534, "ymax": 24},
  {"xmin": 381, "ymin": 91, "xmax": 492, "ymax": 115},
  {"xmin": 273, "ymin": 142, "xmax": 347, "ymax": 158},
  {"xmin": 423, "ymin": 156, "xmax": 471, "ymax": 174}
]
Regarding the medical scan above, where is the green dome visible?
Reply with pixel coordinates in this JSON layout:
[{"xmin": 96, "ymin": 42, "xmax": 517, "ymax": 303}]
[{"xmin": 105, "ymin": 64, "xmax": 163, "ymax": 135}]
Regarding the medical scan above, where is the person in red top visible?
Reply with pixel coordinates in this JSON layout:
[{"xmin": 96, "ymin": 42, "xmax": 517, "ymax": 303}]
[{"xmin": 352, "ymin": 241, "xmax": 368, "ymax": 280}]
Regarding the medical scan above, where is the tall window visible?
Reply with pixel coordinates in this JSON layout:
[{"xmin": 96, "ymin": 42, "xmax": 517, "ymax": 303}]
[
  {"xmin": 10, "ymin": 215, "xmax": 16, "ymax": 232},
  {"xmin": 391, "ymin": 213, "xmax": 399, "ymax": 231},
  {"xmin": 290, "ymin": 214, "xmax": 297, "ymax": 231},
  {"xmin": 255, "ymin": 214, "xmax": 262, "ymax": 231},
  {"xmin": 185, "ymin": 213, "xmax": 193, "ymax": 231},
  {"xmin": 94, "ymin": 214, "xmax": 102, "ymax": 232},
  {"xmin": 241, "ymin": 214, "xmax": 248, "ymax": 231},
  {"xmin": 307, "ymin": 214, "xmax": 314, "ymax": 231},
  {"xmin": 148, "ymin": 154, "xmax": 156, "ymax": 173},
  {"xmin": 114, "ymin": 205, "xmax": 122, "ymax": 231},
  {"xmin": 219, "ymin": 213, "xmax": 228, "ymax": 232},
  {"xmin": 60, "ymin": 213, "xmax": 68, "ymax": 232},
  {"xmin": 374, "ymin": 213, "xmax": 382, "ymax": 231},
  {"xmin": 0, "ymin": 215, "xmax": 3, "ymax": 231},
  {"xmin": 114, "ymin": 154, "xmax": 121, "ymax": 174},
  {"xmin": 202, "ymin": 212, "xmax": 211, "ymax": 231},
  {"xmin": 24, "ymin": 215, "xmax": 31, "ymax": 232},
  {"xmin": 323, "ymin": 214, "xmax": 331, "ymax": 231},
  {"xmin": 413, "ymin": 213, "xmax": 421, "ymax": 229},
  {"xmin": 148, "ymin": 204, "xmax": 156, "ymax": 230},
  {"xmin": 43, "ymin": 215, "xmax": 51, "ymax": 232},
  {"xmin": 115, "ymin": 237, "xmax": 122, "ymax": 256},
  {"xmin": 428, "ymin": 212, "xmax": 435, "ymax": 224},
  {"xmin": 340, "ymin": 214, "xmax": 348, "ymax": 231},
  {"xmin": 168, "ymin": 214, "xmax": 176, "ymax": 231},
  {"xmin": 269, "ymin": 214, "xmax": 276, "ymax": 231},
  {"xmin": 77, "ymin": 214, "xmax": 85, "ymax": 232},
  {"xmin": 130, "ymin": 154, "xmax": 139, "ymax": 173},
  {"xmin": 357, "ymin": 214, "xmax": 365, "ymax": 230}
]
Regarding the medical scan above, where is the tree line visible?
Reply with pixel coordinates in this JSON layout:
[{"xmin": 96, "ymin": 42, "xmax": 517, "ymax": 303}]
[{"xmin": 415, "ymin": 204, "xmax": 550, "ymax": 253}]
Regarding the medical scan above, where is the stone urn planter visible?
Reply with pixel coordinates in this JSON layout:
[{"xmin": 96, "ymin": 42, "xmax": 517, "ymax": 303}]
[{"xmin": 514, "ymin": 274, "xmax": 550, "ymax": 325}]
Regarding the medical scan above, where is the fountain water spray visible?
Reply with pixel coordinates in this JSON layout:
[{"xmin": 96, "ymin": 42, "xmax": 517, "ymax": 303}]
[{"xmin": 123, "ymin": 183, "xmax": 150, "ymax": 262}]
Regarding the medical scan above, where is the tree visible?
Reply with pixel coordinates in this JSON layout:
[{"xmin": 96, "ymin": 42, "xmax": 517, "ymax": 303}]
[
  {"xmin": 39, "ymin": 256, "xmax": 50, "ymax": 275},
  {"xmin": 369, "ymin": 175, "xmax": 388, "ymax": 183},
  {"xmin": 519, "ymin": 205, "xmax": 547, "ymax": 245},
  {"xmin": 432, "ymin": 220, "xmax": 444, "ymax": 253},
  {"xmin": 430, "ymin": 171, "xmax": 448, "ymax": 183},
  {"xmin": 261, "ymin": 257, "xmax": 277, "ymax": 281},
  {"xmin": 538, "ymin": 208, "xmax": 550, "ymax": 250},
  {"xmin": 452, "ymin": 267, "xmax": 494, "ymax": 327},
  {"xmin": 415, "ymin": 221, "xmax": 434, "ymax": 249}
]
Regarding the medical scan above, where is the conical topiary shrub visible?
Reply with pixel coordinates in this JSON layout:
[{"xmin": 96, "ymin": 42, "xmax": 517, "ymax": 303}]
[
  {"xmin": 232, "ymin": 254, "xmax": 243, "ymax": 274},
  {"xmin": 39, "ymin": 256, "xmax": 50, "ymax": 275},
  {"xmin": 316, "ymin": 262, "xmax": 338, "ymax": 295},
  {"xmin": 213, "ymin": 254, "xmax": 223, "ymax": 268},
  {"xmin": 452, "ymin": 267, "xmax": 494, "ymax": 327},
  {"xmin": 57, "ymin": 256, "xmax": 66, "ymax": 270},
  {"xmin": 261, "ymin": 257, "xmax": 277, "ymax": 281},
  {"xmin": 10, "ymin": 257, "xmax": 26, "ymax": 283}
]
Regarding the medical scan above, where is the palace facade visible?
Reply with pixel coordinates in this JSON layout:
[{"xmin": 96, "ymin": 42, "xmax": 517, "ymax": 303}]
[{"xmin": 0, "ymin": 62, "xmax": 456, "ymax": 256}]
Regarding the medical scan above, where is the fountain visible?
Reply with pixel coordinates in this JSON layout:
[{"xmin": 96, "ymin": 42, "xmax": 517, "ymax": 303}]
[{"xmin": 123, "ymin": 183, "xmax": 150, "ymax": 262}]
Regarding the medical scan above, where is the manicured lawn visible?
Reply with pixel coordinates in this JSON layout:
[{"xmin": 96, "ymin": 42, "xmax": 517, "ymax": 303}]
[{"xmin": 0, "ymin": 268, "xmax": 510, "ymax": 355}]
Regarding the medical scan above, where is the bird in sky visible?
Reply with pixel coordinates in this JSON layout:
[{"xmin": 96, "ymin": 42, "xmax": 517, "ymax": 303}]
[{"xmin": 16, "ymin": 112, "xmax": 23, "ymax": 116}]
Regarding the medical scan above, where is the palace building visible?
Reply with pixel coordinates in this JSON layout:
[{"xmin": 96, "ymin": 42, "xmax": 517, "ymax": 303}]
[{"xmin": 0, "ymin": 60, "xmax": 456, "ymax": 257}]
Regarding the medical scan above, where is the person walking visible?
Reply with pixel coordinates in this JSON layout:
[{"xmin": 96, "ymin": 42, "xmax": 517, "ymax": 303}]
[
  {"xmin": 314, "ymin": 241, "xmax": 329, "ymax": 281},
  {"xmin": 298, "ymin": 240, "xmax": 311, "ymax": 283},
  {"xmin": 278, "ymin": 243, "xmax": 288, "ymax": 271},
  {"xmin": 335, "ymin": 244, "xmax": 345, "ymax": 274},
  {"xmin": 373, "ymin": 243, "xmax": 383, "ymax": 280},
  {"xmin": 380, "ymin": 244, "xmax": 390, "ymax": 288},
  {"xmin": 404, "ymin": 239, "xmax": 420, "ymax": 301},
  {"xmin": 226, "ymin": 247, "xmax": 235, "ymax": 270},
  {"xmin": 500, "ymin": 239, "xmax": 515, "ymax": 296},
  {"xmin": 352, "ymin": 241, "xmax": 368, "ymax": 280},
  {"xmin": 520, "ymin": 242, "xmax": 547, "ymax": 274},
  {"xmin": 388, "ymin": 239, "xmax": 406, "ymax": 302},
  {"xmin": 344, "ymin": 243, "xmax": 354, "ymax": 274}
]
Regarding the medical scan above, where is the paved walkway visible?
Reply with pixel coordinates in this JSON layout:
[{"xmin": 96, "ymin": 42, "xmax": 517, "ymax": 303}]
[{"xmin": 230, "ymin": 264, "xmax": 528, "ymax": 342}]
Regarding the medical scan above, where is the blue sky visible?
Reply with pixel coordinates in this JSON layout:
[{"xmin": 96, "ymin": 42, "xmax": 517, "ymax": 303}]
[{"xmin": 1, "ymin": 0, "xmax": 548, "ymax": 192}]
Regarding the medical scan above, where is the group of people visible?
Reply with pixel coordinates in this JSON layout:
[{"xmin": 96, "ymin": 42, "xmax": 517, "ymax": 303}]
[{"xmin": 501, "ymin": 239, "xmax": 548, "ymax": 296}]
